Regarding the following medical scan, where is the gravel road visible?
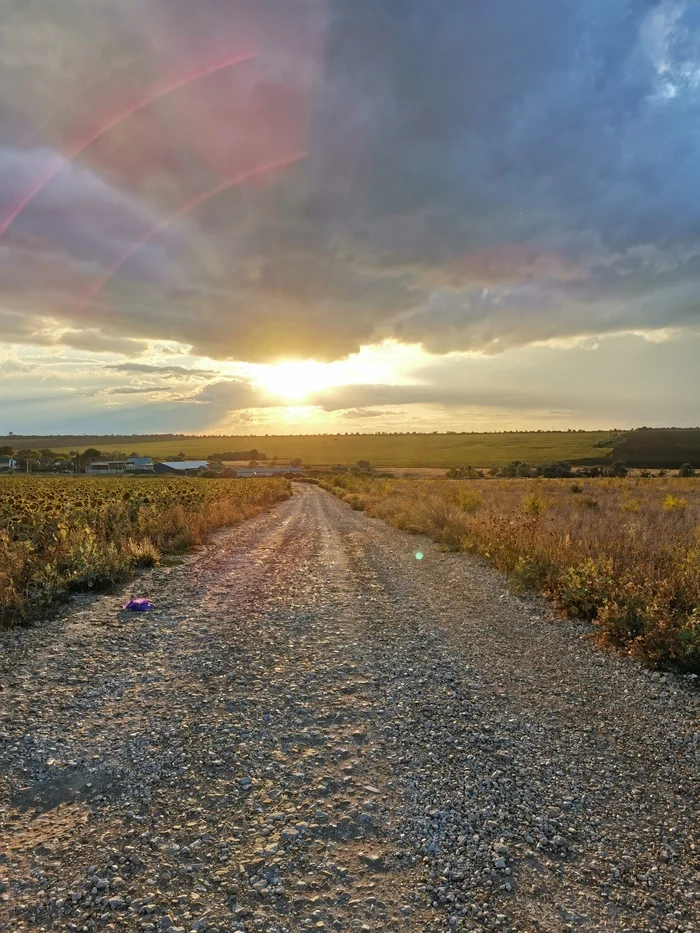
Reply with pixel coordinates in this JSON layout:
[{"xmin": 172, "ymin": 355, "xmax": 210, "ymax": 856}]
[{"xmin": 1, "ymin": 484, "xmax": 698, "ymax": 933}]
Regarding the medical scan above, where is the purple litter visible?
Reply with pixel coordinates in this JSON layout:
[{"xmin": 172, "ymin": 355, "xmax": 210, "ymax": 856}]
[{"xmin": 123, "ymin": 598, "xmax": 155, "ymax": 612}]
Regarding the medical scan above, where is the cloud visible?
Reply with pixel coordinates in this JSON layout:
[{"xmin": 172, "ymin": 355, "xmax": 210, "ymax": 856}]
[
  {"xmin": 105, "ymin": 362, "xmax": 218, "ymax": 378},
  {"xmin": 340, "ymin": 407, "xmax": 400, "ymax": 419},
  {"xmin": 2, "ymin": 0, "xmax": 700, "ymax": 362},
  {"xmin": 310, "ymin": 382, "xmax": 573, "ymax": 414}
]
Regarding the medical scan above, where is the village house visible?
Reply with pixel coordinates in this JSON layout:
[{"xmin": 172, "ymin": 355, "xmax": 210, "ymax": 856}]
[
  {"xmin": 126, "ymin": 456, "xmax": 155, "ymax": 472},
  {"xmin": 0, "ymin": 456, "xmax": 18, "ymax": 472}
]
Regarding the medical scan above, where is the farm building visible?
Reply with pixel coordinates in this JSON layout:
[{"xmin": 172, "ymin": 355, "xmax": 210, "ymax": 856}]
[
  {"xmin": 85, "ymin": 460, "xmax": 127, "ymax": 475},
  {"xmin": 0, "ymin": 456, "xmax": 17, "ymax": 472},
  {"xmin": 154, "ymin": 460, "xmax": 211, "ymax": 476}
]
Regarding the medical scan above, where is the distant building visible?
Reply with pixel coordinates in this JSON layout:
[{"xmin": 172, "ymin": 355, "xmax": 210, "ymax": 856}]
[
  {"xmin": 126, "ymin": 456, "xmax": 155, "ymax": 472},
  {"xmin": 154, "ymin": 460, "xmax": 211, "ymax": 476},
  {"xmin": 0, "ymin": 456, "xmax": 17, "ymax": 472},
  {"xmin": 85, "ymin": 460, "xmax": 127, "ymax": 475},
  {"xmin": 235, "ymin": 466, "xmax": 302, "ymax": 478}
]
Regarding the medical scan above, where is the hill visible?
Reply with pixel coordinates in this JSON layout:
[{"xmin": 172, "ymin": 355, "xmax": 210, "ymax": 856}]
[{"xmin": 0, "ymin": 431, "xmax": 612, "ymax": 469}]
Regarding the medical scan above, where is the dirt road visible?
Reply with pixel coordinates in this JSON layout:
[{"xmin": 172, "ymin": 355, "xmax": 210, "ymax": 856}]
[{"xmin": 1, "ymin": 485, "xmax": 698, "ymax": 933}]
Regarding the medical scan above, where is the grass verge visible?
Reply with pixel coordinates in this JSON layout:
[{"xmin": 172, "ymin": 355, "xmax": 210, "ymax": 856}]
[{"xmin": 321, "ymin": 474, "xmax": 700, "ymax": 673}]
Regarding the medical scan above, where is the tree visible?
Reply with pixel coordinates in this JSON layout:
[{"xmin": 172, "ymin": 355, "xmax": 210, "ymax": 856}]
[
  {"xmin": 537, "ymin": 461, "xmax": 573, "ymax": 479},
  {"xmin": 0, "ymin": 445, "xmax": 13, "ymax": 456},
  {"xmin": 290, "ymin": 458, "xmax": 302, "ymax": 468},
  {"xmin": 356, "ymin": 460, "xmax": 371, "ymax": 471},
  {"xmin": 679, "ymin": 463, "xmax": 696, "ymax": 477},
  {"xmin": 248, "ymin": 460, "xmax": 259, "ymax": 469},
  {"xmin": 447, "ymin": 465, "xmax": 482, "ymax": 479},
  {"xmin": 83, "ymin": 448, "xmax": 102, "ymax": 460},
  {"xmin": 605, "ymin": 460, "xmax": 628, "ymax": 478}
]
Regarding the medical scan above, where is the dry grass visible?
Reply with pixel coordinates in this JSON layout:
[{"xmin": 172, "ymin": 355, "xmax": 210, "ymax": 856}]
[
  {"xmin": 321, "ymin": 474, "xmax": 700, "ymax": 672},
  {"xmin": 0, "ymin": 476, "xmax": 291, "ymax": 624}
]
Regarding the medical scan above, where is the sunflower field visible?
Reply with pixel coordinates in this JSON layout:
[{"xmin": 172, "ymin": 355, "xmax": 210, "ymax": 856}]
[{"xmin": 0, "ymin": 475, "xmax": 290, "ymax": 623}]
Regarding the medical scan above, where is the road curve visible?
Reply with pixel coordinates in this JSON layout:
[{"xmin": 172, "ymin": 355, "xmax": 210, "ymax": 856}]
[{"xmin": 0, "ymin": 484, "xmax": 698, "ymax": 933}]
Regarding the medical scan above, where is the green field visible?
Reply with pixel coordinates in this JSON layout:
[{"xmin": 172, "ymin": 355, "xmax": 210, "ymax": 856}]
[{"xmin": 0, "ymin": 432, "xmax": 613, "ymax": 468}]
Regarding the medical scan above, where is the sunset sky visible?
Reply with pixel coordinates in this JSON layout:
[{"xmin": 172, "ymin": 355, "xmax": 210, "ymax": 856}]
[{"xmin": 1, "ymin": 0, "xmax": 700, "ymax": 435}]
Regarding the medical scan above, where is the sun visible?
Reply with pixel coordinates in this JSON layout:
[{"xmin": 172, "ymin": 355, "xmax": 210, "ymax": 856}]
[{"xmin": 255, "ymin": 360, "xmax": 337, "ymax": 402}]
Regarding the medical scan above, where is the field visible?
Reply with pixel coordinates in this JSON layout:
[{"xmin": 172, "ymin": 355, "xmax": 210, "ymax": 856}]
[
  {"xmin": 0, "ymin": 431, "xmax": 613, "ymax": 468},
  {"xmin": 0, "ymin": 475, "xmax": 290, "ymax": 623},
  {"xmin": 321, "ymin": 474, "xmax": 700, "ymax": 672}
]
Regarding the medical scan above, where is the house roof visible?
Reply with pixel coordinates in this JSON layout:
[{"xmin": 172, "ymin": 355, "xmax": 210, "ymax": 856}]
[
  {"xmin": 126, "ymin": 457, "xmax": 153, "ymax": 465},
  {"xmin": 158, "ymin": 461, "xmax": 210, "ymax": 470}
]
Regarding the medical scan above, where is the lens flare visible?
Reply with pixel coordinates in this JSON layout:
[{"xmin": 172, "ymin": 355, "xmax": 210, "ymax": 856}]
[
  {"xmin": 78, "ymin": 151, "xmax": 307, "ymax": 313},
  {"xmin": 0, "ymin": 51, "xmax": 257, "ymax": 238}
]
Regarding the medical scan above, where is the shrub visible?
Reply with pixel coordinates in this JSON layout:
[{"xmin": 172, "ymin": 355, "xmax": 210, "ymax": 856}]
[
  {"xmin": 574, "ymin": 495, "xmax": 599, "ymax": 510},
  {"xmin": 457, "ymin": 489, "xmax": 484, "ymax": 513},
  {"xmin": 621, "ymin": 498, "xmax": 641, "ymax": 513},
  {"xmin": 605, "ymin": 460, "xmax": 629, "ymax": 477},
  {"xmin": 522, "ymin": 490, "xmax": 548, "ymax": 516},
  {"xmin": 447, "ymin": 466, "xmax": 482, "ymax": 479},
  {"xmin": 570, "ymin": 483, "xmax": 583, "ymax": 494},
  {"xmin": 537, "ymin": 461, "xmax": 573, "ymax": 478},
  {"xmin": 555, "ymin": 559, "xmax": 616, "ymax": 620},
  {"xmin": 511, "ymin": 554, "xmax": 552, "ymax": 592},
  {"xmin": 677, "ymin": 611, "xmax": 700, "ymax": 670},
  {"xmin": 678, "ymin": 463, "xmax": 696, "ymax": 477},
  {"xmin": 663, "ymin": 494, "xmax": 689, "ymax": 512}
]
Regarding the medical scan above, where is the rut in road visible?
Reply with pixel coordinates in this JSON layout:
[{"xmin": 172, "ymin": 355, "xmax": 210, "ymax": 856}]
[{"xmin": 0, "ymin": 484, "xmax": 698, "ymax": 933}]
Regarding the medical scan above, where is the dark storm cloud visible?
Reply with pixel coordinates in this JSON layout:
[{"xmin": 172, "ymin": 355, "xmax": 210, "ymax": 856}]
[{"xmin": 1, "ymin": 0, "xmax": 700, "ymax": 359}]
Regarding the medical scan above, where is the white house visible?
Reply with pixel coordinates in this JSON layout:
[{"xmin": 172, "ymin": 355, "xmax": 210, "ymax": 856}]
[
  {"xmin": 0, "ymin": 456, "xmax": 17, "ymax": 472},
  {"xmin": 126, "ymin": 457, "xmax": 155, "ymax": 472}
]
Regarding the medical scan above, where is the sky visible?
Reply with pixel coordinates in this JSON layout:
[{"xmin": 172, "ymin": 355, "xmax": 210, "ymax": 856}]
[{"xmin": 1, "ymin": 0, "xmax": 700, "ymax": 435}]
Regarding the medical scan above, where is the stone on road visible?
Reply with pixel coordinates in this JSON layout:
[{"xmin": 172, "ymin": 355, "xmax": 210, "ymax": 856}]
[{"xmin": 0, "ymin": 485, "xmax": 698, "ymax": 933}]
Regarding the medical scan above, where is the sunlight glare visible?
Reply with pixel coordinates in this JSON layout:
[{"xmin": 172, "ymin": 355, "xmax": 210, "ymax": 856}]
[{"xmin": 255, "ymin": 360, "xmax": 338, "ymax": 401}]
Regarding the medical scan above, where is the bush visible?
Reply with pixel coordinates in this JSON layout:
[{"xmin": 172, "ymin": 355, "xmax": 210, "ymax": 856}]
[
  {"xmin": 574, "ymin": 495, "xmax": 599, "ymax": 510},
  {"xmin": 511, "ymin": 554, "xmax": 552, "ymax": 592},
  {"xmin": 677, "ymin": 611, "xmax": 700, "ymax": 670},
  {"xmin": 555, "ymin": 559, "xmax": 616, "ymax": 620},
  {"xmin": 605, "ymin": 460, "xmax": 629, "ymax": 477},
  {"xmin": 537, "ymin": 461, "xmax": 573, "ymax": 478},
  {"xmin": 663, "ymin": 494, "xmax": 689, "ymax": 512},
  {"xmin": 621, "ymin": 498, "xmax": 641, "ymax": 513},
  {"xmin": 678, "ymin": 463, "xmax": 696, "ymax": 477},
  {"xmin": 522, "ymin": 490, "xmax": 548, "ymax": 515},
  {"xmin": 447, "ymin": 466, "xmax": 483, "ymax": 479}
]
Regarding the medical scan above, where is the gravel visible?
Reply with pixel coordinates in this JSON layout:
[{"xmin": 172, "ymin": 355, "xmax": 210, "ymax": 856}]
[{"xmin": 0, "ymin": 484, "xmax": 698, "ymax": 932}]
